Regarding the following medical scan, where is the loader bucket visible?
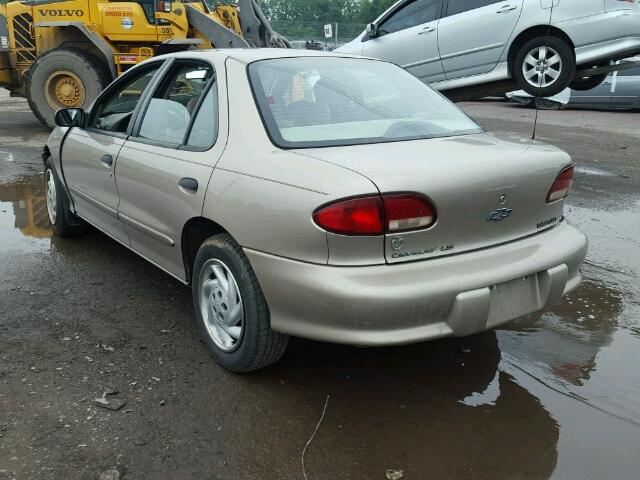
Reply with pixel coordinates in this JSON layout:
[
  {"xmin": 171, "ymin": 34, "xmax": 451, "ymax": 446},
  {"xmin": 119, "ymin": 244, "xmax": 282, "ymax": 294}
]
[
  {"xmin": 185, "ymin": 5, "xmax": 251, "ymax": 49},
  {"xmin": 237, "ymin": 0, "xmax": 291, "ymax": 48}
]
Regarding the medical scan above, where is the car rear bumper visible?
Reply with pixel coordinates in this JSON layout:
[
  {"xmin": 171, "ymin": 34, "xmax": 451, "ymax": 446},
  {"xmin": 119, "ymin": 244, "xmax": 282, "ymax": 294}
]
[{"xmin": 245, "ymin": 221, "xmax": 588, "ymax": 346}]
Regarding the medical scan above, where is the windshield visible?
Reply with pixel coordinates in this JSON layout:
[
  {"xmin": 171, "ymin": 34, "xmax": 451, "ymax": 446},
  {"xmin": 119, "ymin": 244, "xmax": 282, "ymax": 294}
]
[{"xmin": 248, "ymin": 57, "xmax": 483, "ymax": 148}]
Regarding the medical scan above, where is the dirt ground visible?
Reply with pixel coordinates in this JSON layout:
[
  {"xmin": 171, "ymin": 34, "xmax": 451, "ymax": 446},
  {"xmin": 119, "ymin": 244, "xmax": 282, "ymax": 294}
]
[{"xmin": 1, "ymin": 89, "xmax": 639, "ymax": 479}]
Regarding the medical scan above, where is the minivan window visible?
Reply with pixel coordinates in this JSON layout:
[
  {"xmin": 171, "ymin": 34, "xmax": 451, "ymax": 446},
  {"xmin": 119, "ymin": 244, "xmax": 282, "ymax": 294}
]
[
  {"xmin": 249, "ymin": 57, "xmax": 482, "ymax": 149},
  {"xmin": 138, "ymin": 62, "xmax": 214, "ymax": 145},
  {"xmin": 446, "ymin": 0, "xmax": 499, "ymax": 17},
  {"xmin": 378, "ymin": 0, "xmax": 441, "ymax": 35}
]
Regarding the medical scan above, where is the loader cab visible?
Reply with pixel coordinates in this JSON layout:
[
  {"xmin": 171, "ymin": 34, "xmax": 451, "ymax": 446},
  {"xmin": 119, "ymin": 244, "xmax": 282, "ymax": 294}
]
[{"xmin": 136, "ymin": 0, "xmax": 156, "ymax": 24}]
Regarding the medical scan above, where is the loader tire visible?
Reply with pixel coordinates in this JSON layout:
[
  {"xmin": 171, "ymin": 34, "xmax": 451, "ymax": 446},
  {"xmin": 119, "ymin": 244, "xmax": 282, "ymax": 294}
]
[{"xmin": 27, "ymin": 48, "xmax": 111, "ymax": 129}]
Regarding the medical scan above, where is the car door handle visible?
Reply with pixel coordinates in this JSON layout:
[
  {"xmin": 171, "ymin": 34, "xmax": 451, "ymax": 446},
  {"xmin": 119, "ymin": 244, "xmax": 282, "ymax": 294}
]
[
  {"xmin": 418, "ymin": 26, "xmax": 437, "ymax": 35},
  {"xmin": 100, "ymin": 154, "xmax": 113, "ymax": 167},
  {"xmin": 178, "ymin": 177, "xmax": 198, "ymax": 194},
  {"xmin": 497, "ymin": 4, "xmax": 518, "ymax": 12}
]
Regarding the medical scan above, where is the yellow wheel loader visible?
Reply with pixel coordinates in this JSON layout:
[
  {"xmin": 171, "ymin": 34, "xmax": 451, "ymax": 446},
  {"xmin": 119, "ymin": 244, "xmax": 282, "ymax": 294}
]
[{"xmin": 0, "ymin": 0, "xmax": 289, "ymax": 127}]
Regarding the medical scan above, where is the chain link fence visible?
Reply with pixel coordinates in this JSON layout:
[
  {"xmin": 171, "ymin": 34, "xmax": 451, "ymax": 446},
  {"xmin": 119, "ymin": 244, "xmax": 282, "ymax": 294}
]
[{"xmin": 270, "ymin": 21, "xmax": 365, "ymax": 51}]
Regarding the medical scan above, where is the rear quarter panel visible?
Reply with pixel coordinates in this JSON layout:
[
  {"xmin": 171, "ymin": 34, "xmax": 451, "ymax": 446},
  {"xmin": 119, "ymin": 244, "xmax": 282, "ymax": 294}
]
[{"xmin": 203, "ymin": 57, "xmax": 380, "ymax": 265}]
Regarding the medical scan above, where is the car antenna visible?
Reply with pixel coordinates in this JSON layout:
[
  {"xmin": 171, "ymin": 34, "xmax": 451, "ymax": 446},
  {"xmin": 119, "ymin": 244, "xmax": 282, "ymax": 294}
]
[{"xmin": 533, "ymin": 1, "xmax": 556, "ymax": 141}]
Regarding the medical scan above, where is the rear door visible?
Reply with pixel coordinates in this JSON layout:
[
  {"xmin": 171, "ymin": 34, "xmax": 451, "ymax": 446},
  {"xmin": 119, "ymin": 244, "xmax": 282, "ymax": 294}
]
[
  {"xmin": 62, "ymin": 61, "xmax": 165, "ymax": 245},
  {"xmin": 438, "ymin": 0, "xmax": 523, "ymax": 79},
  {"xmin": 362, "ymin": 0, "xmax": 446, "ymax": 83},
  {"xmin": 115, "ymin": 59, "xmax": 226, "ymax": 281}
]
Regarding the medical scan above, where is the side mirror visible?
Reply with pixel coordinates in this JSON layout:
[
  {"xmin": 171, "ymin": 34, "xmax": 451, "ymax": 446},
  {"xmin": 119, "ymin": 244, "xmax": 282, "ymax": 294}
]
[
  {"xmin": 54, "ymin": 108, "xmax": 87, "ymax": 128},
  {"xmin": 366, "ymin": 23, "xmax": 378, "ymax": 38}
]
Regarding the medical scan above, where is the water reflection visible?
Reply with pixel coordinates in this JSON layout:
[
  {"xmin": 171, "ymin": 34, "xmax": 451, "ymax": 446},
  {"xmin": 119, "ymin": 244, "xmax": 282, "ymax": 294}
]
[
  {"xmin": 0, "ymin": 175, "xmax": 52, "ymax": 251},
  {"xmin": 229, "ymin": 333, "xmax": 559, "ymax": 479},
  {"xmin": 500, "ymin": 280, "xmax": 622, "ymax": 386}
]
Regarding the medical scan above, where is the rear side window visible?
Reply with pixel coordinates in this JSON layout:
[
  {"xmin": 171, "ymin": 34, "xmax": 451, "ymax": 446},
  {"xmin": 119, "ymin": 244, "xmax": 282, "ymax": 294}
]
[
  {"xmin": 137, "ymin": 62, "xmax": 215, "ymax": 147},
  {"xmin": 249, "ymin": 57, "xmax": 482, "ymax": 149},
  {"xmin": 446, "ymin": 0, "xmax": 499, "ymax": 16},
  {"xmin": 379, "ymin": 0, "xmax": 441, "ymax": 35},
  {"xmin": 186, "ymin": 87, "xmax": 218, "ymax": 149}
]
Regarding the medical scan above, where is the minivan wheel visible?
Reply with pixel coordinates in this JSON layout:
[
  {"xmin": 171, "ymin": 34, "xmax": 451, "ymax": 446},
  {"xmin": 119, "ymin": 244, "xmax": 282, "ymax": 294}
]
[
  {"xmin": 513, "ymin": 36, "xmax": 575, "ymax": 97},
  {"xmin": 192, "ymin": 234, "xmax": 289, "ymax": 372},
  {"xmin": 569, "ymin": 72, "xmax": 608, "ymax": 91},
  {"xmin": 44, "ymin": 160, "xmax": 83, "ymax": 237}
]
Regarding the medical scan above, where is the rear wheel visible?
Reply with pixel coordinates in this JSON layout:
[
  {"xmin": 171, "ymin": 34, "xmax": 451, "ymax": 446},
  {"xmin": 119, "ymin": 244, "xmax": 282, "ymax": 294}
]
[
  {"xmin": 569, "ymin": 72, "xmax": 608, "ymax": 91},
  {"xmin": 192, "ymin": 234, "xmax": 289, "ymax": 372},
  {"xmin": 27, "ymin": 48, "xmax": 111, "ymax": 128},
  {"xmin": 513, "ymin": 36, "xmax": 575, "ymax": 97}
]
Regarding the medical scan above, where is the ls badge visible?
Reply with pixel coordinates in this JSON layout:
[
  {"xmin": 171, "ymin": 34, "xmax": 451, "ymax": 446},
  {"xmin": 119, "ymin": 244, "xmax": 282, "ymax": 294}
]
[{"xmin": 487, "ymin": 207, "xmax": 513, "ymax": 222}]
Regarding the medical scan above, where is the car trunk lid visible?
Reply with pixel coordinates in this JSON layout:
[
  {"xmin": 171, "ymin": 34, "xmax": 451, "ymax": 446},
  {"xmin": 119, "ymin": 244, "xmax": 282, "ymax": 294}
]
[{"xmin": 295, "ymin": 133, "xmax": 571, "ymax": 264}]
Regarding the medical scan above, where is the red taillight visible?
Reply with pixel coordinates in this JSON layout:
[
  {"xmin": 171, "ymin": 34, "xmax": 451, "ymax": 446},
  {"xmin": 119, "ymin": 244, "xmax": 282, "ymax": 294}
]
[
  {"xmin": 547, "ymin": 165, "xmax": 574, "ymax": 203},
  {"xmin": 313, "ymin": 194, "xmax": 436, "ymax": 236},
  {"xmin": 313, "ymin": 196, "xmax": 384, "ymax": 235},
  {"xmin": 383, "ymin": 194, "xmax": 436, "ymax": 232}
]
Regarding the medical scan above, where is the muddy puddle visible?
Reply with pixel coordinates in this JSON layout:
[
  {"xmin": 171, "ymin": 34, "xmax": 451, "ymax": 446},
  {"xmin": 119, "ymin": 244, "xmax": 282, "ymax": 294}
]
[
  {"xmin": 0, "ymin": 174, "xmax": 52, "ymax": 252},
  {"xmin": 0, "ymin": 173, "xmax": 639, "ymax": 478}
]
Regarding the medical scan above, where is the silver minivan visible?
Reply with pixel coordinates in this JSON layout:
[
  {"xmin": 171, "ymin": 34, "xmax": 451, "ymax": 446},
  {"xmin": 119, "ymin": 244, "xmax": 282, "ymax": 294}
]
[{"xmin": 337, "ymin": 0, "xmax": 640, "ymax": 97}]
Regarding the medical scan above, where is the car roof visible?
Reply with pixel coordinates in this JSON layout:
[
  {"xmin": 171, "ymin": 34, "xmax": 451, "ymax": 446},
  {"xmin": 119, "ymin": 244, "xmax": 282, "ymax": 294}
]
[{"xmin": 156, "ymin": 48, "xmax": 368, "ymax": 65}]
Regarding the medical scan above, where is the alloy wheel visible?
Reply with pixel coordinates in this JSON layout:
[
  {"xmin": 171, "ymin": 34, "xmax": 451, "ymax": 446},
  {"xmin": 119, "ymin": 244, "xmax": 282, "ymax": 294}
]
[
  {"xmin": 522, "ymin": 46, "xmax": 563, "ymax": 89},
  {"xmin": 198, "ymin": 259, "xmax": 244, "ymax": 352}
]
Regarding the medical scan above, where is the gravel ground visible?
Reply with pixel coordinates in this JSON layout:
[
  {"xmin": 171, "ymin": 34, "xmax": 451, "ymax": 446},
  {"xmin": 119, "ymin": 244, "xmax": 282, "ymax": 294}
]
[{"xmin": 1, "ymin": 89, "xmax": 639, "ymax": 479}]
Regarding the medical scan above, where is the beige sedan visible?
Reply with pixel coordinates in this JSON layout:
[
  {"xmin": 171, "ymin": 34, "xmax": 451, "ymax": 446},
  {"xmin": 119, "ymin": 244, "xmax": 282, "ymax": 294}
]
[{"xmin": 44, "ymin": 49, "xmax": 587, "ymax": 372}]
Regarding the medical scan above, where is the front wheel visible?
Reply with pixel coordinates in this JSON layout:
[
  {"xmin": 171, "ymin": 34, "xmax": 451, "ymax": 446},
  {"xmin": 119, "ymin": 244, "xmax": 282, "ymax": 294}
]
[
  {"xmin": 44, "ymin": 160, "xmax": 83, "ymax": 237},
  {"xmin": 513, "ymin": 36, "xmax": 576, "ymax": 97},
  {"xmin": 192, "ymin": 234, "xmax": 289, "ymax": 372}
]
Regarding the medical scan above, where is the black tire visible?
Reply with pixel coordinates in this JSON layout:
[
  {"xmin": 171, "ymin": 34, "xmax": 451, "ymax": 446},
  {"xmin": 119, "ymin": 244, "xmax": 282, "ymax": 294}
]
[
  {"xmin": 192, "ymin": 234, "xmax": 289, "ymax": 372},
  {"xmin": 569, "ymin": 72, "xmax": 608, "ymax": 91},
  {"xmin": 513, "ymin": 36, "xmax": 576, "ymax": 97},
  {"xmin": 44, "ymin": 159, "xmax": 84, "ymax": 237},
  {"xmin": 27, "ymin": 48, "xmax": 111, "ymax": 128}
]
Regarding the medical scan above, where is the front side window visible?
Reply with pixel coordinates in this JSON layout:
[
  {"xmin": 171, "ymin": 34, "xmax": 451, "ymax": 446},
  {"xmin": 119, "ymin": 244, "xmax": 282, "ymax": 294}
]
[
  {"xmin": 249, "ymin": 57, "xmax": 482, "ymax": 149},
  {"xmin": 378, "ymin": 0, "xmax": 441, "ymax": 35},
  {"xmin": 137, "ymin": 62, "xmax": 215, "ymax": 146},
  {"xmin": 90, "ymin": 63, "xmax": 162, "ymax": 133},
  {"xmin": 446, "ymin": 0, "xmax": 499, "ymax": 17}
]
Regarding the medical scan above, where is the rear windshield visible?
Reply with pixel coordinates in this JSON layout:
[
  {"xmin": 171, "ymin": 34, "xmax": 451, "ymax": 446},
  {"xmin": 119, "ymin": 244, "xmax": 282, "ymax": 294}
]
[{"xmin": 248, "ymin": 57, "xmax": 482, "ymax": 148}]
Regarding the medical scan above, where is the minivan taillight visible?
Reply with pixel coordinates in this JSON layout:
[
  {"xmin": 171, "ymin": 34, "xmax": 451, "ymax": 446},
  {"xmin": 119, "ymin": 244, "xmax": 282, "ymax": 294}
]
[
  {"xmin": 547, "ymin": 166, "xmax": 574, "ymax": 203},
  {"xmin": 313, "ymin": 194, "xmax": 436, "ymax": 236}
]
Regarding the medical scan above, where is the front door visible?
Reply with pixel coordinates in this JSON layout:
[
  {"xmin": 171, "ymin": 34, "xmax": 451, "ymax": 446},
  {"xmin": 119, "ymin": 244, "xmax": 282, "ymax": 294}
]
[
  {"xmin": 62, "ymin": 130, "xmax": 128, "ymax": 243},
  {"xmin": 438, "ymin": 0, "xmax": 523, "ymax": 79},
  {"xmin": 116, "ymin": 60, "xmax": 225, "ymax": 280},
  {"xmin": 363, "ymin": 0, "xmax": 445, "ymax": 83},
  {"xmin": 62, "ymin": 61, "xmax": 165, "ymax": 245}
]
